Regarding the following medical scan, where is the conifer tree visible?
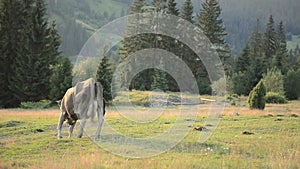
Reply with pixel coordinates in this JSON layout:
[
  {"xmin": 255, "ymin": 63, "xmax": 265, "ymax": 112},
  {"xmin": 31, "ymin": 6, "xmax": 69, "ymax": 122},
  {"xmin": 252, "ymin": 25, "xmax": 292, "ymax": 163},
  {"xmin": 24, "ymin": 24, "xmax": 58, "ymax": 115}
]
[
  {"xmin": 96, "ymin": 49, "xmax": 113, "ymax": 102},
  {"xmin": 284, "ymin": 69, "xmax": 300, "ymax": 100},
  {"xmin": 248, "ymin": 19, "xmax": 263, "ymax": 59},
  {"xmin": 152, "ymin": 0, "xmax": 167, "ymax": 11},
  {"xmin": 49, "ymin": 56, "xmax": 73, "ymax": 102},
  {"xmin": 181, "ymin": 0, "xmax": 194, "ymax": 23},
  {"xmin": 129, "ymin": 0, "xmax": 147, "ymax": 14},
  {"xmin": 263, "ymin": 15, "xmax": 276, "ymax": 65},
  {"xmin": 197, "ymin": 0, "xmax": 230, "ymax": 66},
  {"xmin": 248, "ymin": 80, "xmax": 266, "ymax": 110},
  {"xmin": 0, "ymin": 0, "xmax": 24, "ymax": 107},
  {"xmin": 167, "ymin": 0, "xmax": 179, "ymax": 16},
  {"xmin": 151, "ymin": 60, "xmax": 168, "ymax": 92},
  {"xmin": 10, "ymin": 0, "xmax": 60, "ymax": 103},
  {"xmin": 0, "ymin": 0, "xmax": 62, "ymax": 107},
  {"xmin": 247, "ymin": 19, "xmax": 267, "ymax": 89},
  {"xmin": 272, "ymin": 21, "xmax": 288, "ymax": 74},
  {"xmin": 119, "ymin": 0, "xmax": 147, "ymax": 59},
  {"xmin": 234, "ymin": 45, "xmax": 250, "ymax": 72}
]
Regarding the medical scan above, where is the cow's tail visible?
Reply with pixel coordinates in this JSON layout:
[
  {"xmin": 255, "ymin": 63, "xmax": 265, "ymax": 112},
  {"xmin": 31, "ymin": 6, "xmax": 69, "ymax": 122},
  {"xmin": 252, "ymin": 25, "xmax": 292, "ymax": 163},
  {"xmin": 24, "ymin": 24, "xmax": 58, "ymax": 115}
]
[{"xmin": 94, "ymin": 82, "xmax": 98, "ymax": 99}]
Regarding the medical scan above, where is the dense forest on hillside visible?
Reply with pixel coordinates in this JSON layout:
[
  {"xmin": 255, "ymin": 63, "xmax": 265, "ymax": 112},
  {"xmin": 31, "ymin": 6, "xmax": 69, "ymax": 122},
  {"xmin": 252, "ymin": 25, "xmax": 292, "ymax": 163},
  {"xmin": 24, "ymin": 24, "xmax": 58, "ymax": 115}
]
[{"xmin": 46, "ymin": 0, "xmax": 300, "ymax": 56}]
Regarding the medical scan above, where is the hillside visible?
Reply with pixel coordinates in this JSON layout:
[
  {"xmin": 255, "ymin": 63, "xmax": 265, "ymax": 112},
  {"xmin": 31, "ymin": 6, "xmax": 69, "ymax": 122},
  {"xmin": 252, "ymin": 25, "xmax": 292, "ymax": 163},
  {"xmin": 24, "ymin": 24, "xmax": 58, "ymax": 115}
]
[{"xmin": 46, "ymin": 0, "xmax": 300, "ymax": 56}]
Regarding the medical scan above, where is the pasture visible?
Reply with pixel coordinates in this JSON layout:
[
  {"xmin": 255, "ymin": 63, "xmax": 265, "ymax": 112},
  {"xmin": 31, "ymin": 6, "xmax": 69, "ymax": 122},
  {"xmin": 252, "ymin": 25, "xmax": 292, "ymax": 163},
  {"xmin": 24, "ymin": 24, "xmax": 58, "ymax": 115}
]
[{"xmin": 0, "ymin": 99, "xmax": 299, "ymax": 169}]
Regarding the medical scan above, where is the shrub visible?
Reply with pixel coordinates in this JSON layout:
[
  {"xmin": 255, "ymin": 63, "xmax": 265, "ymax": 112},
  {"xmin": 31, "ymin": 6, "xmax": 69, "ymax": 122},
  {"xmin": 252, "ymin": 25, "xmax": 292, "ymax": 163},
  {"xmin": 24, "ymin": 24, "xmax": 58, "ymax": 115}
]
[
  {"xmin": 248, "ymin": 80, "xmax": 266, "ymax": 110},
  {"xmin": 265, "ymin": 92, "xmax": 288, "ymax": 104},
  {"xmin": 20, "ymin": 100, "xmax": 52, "ymax": 109}
]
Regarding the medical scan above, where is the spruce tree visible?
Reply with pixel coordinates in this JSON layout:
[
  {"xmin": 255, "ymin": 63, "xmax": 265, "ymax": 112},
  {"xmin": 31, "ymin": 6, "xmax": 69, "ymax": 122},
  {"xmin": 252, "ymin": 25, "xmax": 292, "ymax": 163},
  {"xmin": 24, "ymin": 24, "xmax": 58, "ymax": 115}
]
[
  {"xmin": 263, "ymin": 15, "xmax": 276, "ymax": 66},
  {"xmin": 248, "ymin": 19, "xmax": 263, "ymax": 59},
  {"xmin": 0, "ymin": 0, "xmax": 24, "ymax": 107},
  {"xmin": 96, "ymin": 49, "xmax": 113, "ymax": 102},
  {"xmin": 167, "ymin": 0, "xmax": 179, "ymax": 16},
  {"xmin": 197, "ymin": 0, "xmax": 230, "ymax": 66},
  {"xmin": 10, "ymin": 0, "xmax": 60, "ymax": 103},
  {"xmin": 181, "ymin": 0, "xmax": 194, "ymax": 23},
  {"xmin": 284, "ymin": 69, "xmax": 300, "ymax": 100},
  {"xmin": 248, "ymin": 80, "xmax": 266, "ymax": 110},
  {"xmin": 151, "ymin": 60, "xmax": 168, "ymax": 92},
  {"xmin": 129, "ymin": 0, "xmax": 147, "ymax": 14},
  {"xmin": 243, "ymin": 19, "xmax": 265, "ymax": 91},
  {"xmin": 234, "ymin": 45, "xmax": 250, "ymax": 72},
  {"xmin": 49, "ymin": 56, "xmax": 73, "ymax": 102},
  {"xmin": 272, "ymin": 21, "xmax": 288, "ymax": 74},
  {"xmin": 152, "ymin": 0, "xmax": 167, "ymax": 12}
]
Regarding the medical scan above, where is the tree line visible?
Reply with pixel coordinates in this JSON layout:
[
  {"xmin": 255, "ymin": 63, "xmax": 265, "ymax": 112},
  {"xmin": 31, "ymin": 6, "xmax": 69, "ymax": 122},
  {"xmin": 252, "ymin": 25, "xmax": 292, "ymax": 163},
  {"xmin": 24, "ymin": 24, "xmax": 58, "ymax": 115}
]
[
  {"xmin": 232, "ymin": 16, "xmax": 300, "ymax": 100},
  {"xmin": 117, "ymin": 0, "xmax": 300, "ymax": 100},
  {"xmin": 1, "ymin": 0, "xmax": 299, "ymax": 108},
  {"xmin": 118, "ymin": 0, "xmax": 230, "ymax": 94}
]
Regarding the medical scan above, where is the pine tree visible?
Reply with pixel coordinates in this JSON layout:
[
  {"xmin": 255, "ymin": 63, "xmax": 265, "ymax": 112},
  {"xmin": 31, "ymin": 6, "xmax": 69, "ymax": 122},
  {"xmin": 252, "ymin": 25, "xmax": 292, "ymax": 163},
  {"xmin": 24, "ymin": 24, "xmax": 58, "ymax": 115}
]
[
  {"xmin": 248, "ymin": 80, "xmax": 266, "ymax": 110},
  {"xmin": 49, "ymin": 56, "xmax": 73, "ymax": 102},
  {"xmin": 197, "ymin": 0, "xmax": 230, "ymax": 65},
  {"xmin": 234, "ymin": 45, "xmax": 250, "ymax": 72},
  {"xmin": 244, "ymin": 19, "xmax": 266, "ymax": 90},
  {"xmin": 0, "ymin": 0, "xmax": 24, "ymax": 107},
  {"xmin": 96, "ymin": 48, "xmax": 113, "ymax": 102},
  {"xmin": 181, "ymin": 0, "xmax": 194, "ymax": 23},
  {"xmin": 272, "ymin": 21, "xmax": 288, "ymax": 74},
  {"xmin": 167, "ymin": 0, "xmax": 179, "ymax": 16},
  {"xmin": 152, "ymin": 0, "xmax": 167, "ymax": 12},
  {"xmin": 10, "ymin": 0, "xmax": 61, "ymax": 103},
  {"xmin": 129, "ymin": 0, "xmax": 147, "ymax": 14},
  {"xmin": 263, "ymin": 15, "xmax": 276, "ymax": 65},
  {"xmin": 284, "ymin": 69, "xmax": 300, "ymax": 100},
  {"xmin": 119, "ymin": 0, "xmax": 147, "ymax": 59},
  {"xmin": 151, "ymin": 60, "xmax": 168, "ymax": 92},
  {"xmin": 248, "ymin": 19, "xmax": 263, "ymax": 59}
]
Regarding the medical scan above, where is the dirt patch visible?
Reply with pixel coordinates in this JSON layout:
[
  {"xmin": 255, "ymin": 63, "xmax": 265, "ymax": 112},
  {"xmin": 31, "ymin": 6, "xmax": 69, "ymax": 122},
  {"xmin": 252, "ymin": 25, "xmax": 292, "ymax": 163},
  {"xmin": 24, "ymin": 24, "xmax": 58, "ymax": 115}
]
[{"xmin": 242, "ymin": 131, "xmax": 254, "ymax": 135}]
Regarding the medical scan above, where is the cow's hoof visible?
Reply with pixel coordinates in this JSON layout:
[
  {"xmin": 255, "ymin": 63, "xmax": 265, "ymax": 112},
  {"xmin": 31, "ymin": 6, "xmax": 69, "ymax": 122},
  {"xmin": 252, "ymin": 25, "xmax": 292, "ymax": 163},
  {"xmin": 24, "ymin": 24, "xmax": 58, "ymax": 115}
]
[
  {"xmin": 58, "ymin": 136, "xmax": 63, "ymax": 139},
  {"xmin": 77, "ymin": 135, "xmax": 82, "ymax": 138}
]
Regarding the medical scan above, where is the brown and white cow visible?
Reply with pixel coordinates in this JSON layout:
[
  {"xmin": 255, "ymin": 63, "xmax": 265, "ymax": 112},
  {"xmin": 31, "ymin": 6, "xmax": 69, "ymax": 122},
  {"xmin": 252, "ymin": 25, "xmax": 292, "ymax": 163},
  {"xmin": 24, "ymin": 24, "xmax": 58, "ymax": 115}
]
[{"xmin": 57, "ymin": 78, "xmax": 105, "ymax": 139}]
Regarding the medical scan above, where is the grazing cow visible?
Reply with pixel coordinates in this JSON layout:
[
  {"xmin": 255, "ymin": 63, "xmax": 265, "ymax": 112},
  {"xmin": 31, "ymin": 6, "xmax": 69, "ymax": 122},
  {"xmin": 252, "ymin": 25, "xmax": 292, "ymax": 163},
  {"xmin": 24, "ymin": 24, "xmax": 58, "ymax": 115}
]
[{"xmin": 57, "ymin": 78, "xmax": 105, "ymax": 139}]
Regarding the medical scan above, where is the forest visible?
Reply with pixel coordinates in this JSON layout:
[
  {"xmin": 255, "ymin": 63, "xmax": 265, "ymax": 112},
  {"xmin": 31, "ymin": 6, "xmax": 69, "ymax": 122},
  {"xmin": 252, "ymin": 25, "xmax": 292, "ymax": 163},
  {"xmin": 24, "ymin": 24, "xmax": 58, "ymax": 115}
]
[
  {"xmin": 0, "ymin": 0, "xmax": 300, "ymax": 108},
  {"xmin": 45, "ymin": 0, "xmax": 300, "ymax": 56}
]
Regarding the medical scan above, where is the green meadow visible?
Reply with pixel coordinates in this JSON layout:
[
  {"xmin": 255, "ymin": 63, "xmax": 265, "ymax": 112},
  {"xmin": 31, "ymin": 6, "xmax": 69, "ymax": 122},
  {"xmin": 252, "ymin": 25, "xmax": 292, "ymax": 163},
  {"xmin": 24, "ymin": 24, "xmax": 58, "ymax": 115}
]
[{"xmin": 0, "ymin": 99, "xmax": 299, "ymax": 169}]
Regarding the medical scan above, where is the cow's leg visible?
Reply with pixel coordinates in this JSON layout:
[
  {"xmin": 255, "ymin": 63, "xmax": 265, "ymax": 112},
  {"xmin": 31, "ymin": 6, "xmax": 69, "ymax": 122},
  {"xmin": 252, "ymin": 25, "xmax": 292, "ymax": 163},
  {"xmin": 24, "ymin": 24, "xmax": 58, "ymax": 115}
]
[
  {"xmin": 57, "ymin": 113, "xmax": 65, "ymax": 139},
  {"xmin": 68, "ymin": 121, "xmax": 76, "ymax": 138},
  {"xmin": 95, "ymin": 107, "xmax": 104, "ymax": 139},
  {"xmin": 78, "ymin": 118, "xmax": 86, "ymax": 138}
]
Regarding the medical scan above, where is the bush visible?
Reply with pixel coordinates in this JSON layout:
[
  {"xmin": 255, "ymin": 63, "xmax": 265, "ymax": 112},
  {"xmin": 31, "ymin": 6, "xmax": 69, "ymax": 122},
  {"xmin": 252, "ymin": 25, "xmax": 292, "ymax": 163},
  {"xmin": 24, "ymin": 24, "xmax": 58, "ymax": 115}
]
[
  {"xmin": 265, "ymin": 92, "xmax": 288, "ymax": 104},
  {"xmin": 20, "ymin": 100, "xmax": 52, "ymax": 109},
  {"xmin": 248, "ymin": 80, "xmax": 266, "ymax": 110}
]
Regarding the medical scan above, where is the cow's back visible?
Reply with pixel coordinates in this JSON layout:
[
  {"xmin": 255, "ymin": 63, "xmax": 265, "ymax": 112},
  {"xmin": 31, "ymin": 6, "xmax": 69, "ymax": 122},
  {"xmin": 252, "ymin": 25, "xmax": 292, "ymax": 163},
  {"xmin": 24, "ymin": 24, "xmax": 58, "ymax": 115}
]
[{"xmin": 74, "ymin": 78, "xmax": 96, "ymax": 116}]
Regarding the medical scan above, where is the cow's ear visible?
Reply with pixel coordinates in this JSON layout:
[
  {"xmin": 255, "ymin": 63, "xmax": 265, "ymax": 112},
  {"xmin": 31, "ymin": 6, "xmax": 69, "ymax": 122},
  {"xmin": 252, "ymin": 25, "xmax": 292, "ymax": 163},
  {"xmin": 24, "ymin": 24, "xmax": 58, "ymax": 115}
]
[{"xmin": 56, "ymin": 100, "xmax": 62, "ymax": 106}]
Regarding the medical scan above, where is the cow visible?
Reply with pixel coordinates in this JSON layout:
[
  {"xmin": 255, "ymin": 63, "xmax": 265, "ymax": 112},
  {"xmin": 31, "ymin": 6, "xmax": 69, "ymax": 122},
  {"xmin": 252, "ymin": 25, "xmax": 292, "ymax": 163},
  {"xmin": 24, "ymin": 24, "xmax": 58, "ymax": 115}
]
[{"xmin": 57, "ymin": 78, "xmax": 105, "ymax": 139}]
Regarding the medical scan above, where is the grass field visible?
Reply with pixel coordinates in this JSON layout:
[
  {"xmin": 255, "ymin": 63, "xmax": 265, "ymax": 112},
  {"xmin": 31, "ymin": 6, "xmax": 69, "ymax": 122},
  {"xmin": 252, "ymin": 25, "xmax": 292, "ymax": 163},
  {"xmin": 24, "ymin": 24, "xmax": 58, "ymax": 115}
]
[{"xmin": 0, "ymin": 100, "xmax": 299, "ymax": 168}]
